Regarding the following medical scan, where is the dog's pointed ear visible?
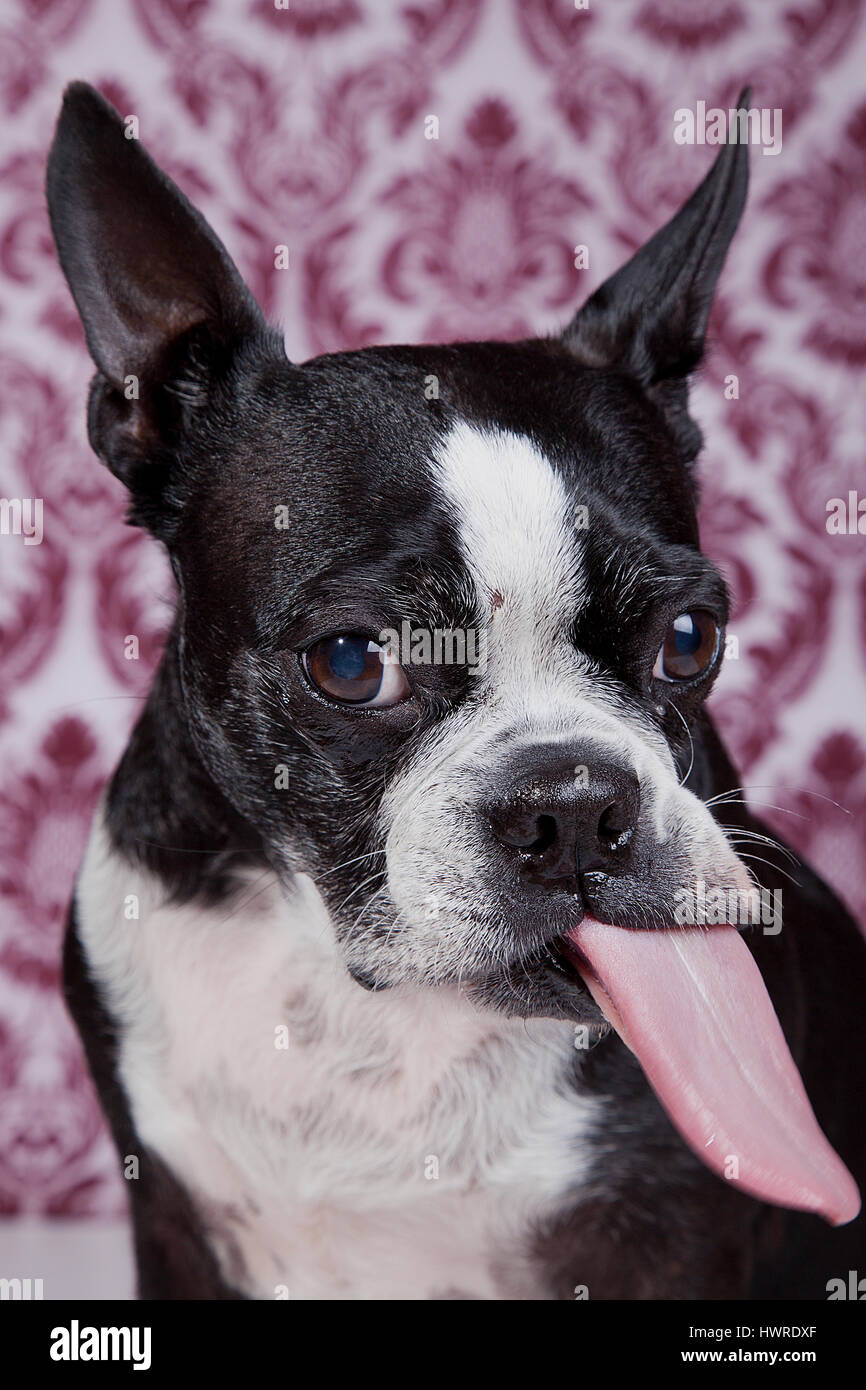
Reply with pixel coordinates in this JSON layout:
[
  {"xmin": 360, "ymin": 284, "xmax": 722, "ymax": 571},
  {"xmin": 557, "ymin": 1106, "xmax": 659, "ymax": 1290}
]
[
  {"xmin": 563, "ymin": 88, "xmax": 750, "ymax": 460},
  {"xmin": 46, "ymin": 82, "xmax": 273, "ymax": 509}
]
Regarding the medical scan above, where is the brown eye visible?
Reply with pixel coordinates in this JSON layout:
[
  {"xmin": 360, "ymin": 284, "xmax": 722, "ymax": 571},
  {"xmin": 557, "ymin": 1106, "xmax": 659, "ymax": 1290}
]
[
  {"xmin": 303, "ymin": 635, "xmax": 410, "ymax": 708},
  {"xmin": 653, "ymin": 612, "xmax": 720, "ymax": 683}
]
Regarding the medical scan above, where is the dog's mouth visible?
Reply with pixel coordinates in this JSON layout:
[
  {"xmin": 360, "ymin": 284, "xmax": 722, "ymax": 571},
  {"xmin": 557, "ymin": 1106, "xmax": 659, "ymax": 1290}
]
[
  {"xmin": 543, "ymin": 917, "xmax": 859, "ymax": 1227},
  {"xmin": 542, "ymin": 935, "xmax": 593, "ymax": 994}
]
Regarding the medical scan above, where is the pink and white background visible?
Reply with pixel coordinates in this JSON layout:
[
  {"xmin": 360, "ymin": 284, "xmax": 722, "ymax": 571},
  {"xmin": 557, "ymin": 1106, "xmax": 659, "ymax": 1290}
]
[{"xmin": 0, "ymin": 0, "xmax": 864, "ymax": 1292}]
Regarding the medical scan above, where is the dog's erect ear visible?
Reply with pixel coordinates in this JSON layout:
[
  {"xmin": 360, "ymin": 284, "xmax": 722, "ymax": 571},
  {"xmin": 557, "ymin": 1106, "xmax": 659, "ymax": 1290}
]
[
  {"xmin": 563, "ymin": 88, "xmax": 750, "ymax": 460},
  {"xmin": 46, "ymin": 82, "xmax": 271, "ymax": 507}
]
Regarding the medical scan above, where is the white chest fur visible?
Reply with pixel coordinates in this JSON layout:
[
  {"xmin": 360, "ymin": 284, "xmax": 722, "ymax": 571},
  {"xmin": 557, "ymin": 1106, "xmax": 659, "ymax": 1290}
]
[{"xmin": 76, "ymin": 812, "xmax": 598, "ymax": 1299}]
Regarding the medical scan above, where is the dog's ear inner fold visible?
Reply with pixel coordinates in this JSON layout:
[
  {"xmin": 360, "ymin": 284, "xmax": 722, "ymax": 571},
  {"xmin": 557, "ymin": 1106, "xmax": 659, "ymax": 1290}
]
[
  {"xmin": 46, "ymin": 81, "xmax": 273, "ymax": 505},
  {"xmin": 563, "ymin": 87, "xmax": 751, "ymax": 460}
]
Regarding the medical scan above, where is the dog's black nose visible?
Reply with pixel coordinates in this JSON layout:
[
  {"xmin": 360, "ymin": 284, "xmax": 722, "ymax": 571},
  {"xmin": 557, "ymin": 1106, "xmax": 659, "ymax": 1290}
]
[{"xmin": 487, "ymin": 763, "xmax": 641, "ymax": 886}]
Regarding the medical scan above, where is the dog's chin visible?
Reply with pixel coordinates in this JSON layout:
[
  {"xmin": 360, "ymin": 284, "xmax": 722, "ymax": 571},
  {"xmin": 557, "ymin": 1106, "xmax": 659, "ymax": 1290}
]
[
  {"xmin": 342, "ymin": 884, "xmax": 615, "ymax": 1030},
  {"xmin": 347, "ymin": 935, "xmax": 612, "ymax": 1029}
]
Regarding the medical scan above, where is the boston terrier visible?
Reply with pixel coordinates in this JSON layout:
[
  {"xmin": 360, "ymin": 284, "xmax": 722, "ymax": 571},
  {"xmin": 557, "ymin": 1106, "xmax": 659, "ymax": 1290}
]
[{"xmin": 47, "ymin": 82, "xmax": 866, "ymax": 1300}]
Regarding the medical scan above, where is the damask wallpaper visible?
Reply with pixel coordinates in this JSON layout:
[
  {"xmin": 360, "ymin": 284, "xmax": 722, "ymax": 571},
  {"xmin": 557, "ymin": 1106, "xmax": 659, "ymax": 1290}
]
[{"xmin": 0, "ymin": 0, "xmax": 864, "ymax": 1229}]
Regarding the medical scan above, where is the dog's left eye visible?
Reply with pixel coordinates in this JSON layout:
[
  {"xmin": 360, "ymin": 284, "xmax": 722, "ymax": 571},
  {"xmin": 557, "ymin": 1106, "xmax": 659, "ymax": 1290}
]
[
  {"xmin": 302, "ymin": 635, "xmax": 410, "ymax": 708},
  {"xmin": 653, "ymin": 611, "xmax": 720, "ymax": 683}
]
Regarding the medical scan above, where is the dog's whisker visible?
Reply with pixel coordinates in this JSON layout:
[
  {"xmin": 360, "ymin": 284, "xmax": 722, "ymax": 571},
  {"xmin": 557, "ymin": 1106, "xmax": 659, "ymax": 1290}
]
[
  {"xmin": 704, "ymin": 786, "xmax": 850, "ymax": 817},
  {"xmin": 319, "ymin": 849, "xmax": 386, "ymax": 880},
  {"xmin": 340, "ymin": 886, "xmax": 390, "ymax": 962},
  {"xmin": 729, "ymin": 849, "xmax": 802, "ymax": 889},
  {"xmin": 707, "ymin": 796, "xmax": 810, "ymax": 824},
  {"xmin": 334, "ymin": 869, "xmax": 388, "ymax": 914},
  {"xmin": 668, "ymin": 702, "xmax": 695, "ymax": 786},
  {"xmin": 717, "ymin": 824, "xmax": 801, "ymax": 868}
]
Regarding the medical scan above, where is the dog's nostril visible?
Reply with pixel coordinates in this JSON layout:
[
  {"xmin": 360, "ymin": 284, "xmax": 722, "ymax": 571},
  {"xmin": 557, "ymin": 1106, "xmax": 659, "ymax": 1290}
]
[
  {"xmin": 597, "ymin": 801, "xmax": 634, "ymax": 851},
  {"xmin": 527, "ymin": 814, "xmax": 557, "ymax": 855},
  {"xmin": 491, "ymin": 809, "xmax": 558, "ymax": 854}
]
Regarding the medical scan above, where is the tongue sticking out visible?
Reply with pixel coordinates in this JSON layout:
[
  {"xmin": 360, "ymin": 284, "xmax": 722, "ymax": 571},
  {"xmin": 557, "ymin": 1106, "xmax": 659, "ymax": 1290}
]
[{"xmin": 564, "ymin": 918, "xmax": 860, "ymax": 1225}]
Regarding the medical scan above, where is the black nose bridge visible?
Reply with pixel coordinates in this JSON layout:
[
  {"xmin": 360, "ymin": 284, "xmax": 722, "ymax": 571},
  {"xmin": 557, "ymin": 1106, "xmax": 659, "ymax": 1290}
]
[{"xmin": 487, "ymin": 753, "xmax": 641, "ymax": 887}]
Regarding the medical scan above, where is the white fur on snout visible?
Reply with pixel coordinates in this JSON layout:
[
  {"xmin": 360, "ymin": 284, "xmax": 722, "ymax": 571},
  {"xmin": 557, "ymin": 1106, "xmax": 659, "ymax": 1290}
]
[{"xmin": 378, "ymin": 422, "xmax": 752, "ymax": 975}]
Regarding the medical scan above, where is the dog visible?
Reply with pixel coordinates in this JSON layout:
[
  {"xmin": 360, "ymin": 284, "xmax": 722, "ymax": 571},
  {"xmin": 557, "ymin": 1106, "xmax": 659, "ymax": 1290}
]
[{"xmin": 47, "ymin": 82, "xmax": 866, "ymax": 1300}]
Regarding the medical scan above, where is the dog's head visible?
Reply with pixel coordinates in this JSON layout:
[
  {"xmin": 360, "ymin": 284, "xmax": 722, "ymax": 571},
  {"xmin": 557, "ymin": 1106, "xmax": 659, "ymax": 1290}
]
[{"xmin": 47, "ymin": 82, "xmax": 752, "ymax": 1018}]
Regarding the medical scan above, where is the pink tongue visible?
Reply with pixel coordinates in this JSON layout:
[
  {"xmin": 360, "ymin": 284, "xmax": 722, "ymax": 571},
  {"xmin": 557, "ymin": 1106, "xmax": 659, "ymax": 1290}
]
[{"xmin": 565, "ymin": 918, "xmax": 860, "ymax": 1225}]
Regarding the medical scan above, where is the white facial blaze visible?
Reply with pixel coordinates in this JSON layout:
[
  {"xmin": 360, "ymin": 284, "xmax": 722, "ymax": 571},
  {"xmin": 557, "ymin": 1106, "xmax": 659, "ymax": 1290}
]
[{"xmin": 432, "ymin": 420, "xmax": 585, "ymax": 678}]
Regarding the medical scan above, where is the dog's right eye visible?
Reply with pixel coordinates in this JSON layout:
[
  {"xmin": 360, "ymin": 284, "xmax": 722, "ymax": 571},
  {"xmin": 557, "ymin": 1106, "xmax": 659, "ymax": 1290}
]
[
  {"xmin": 652, "ymin": 610, "xmax": 720, "ymax": 683},
  {"xmin": 302, "ymin": 635, "xmax": 410, "ymax": 708}
]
